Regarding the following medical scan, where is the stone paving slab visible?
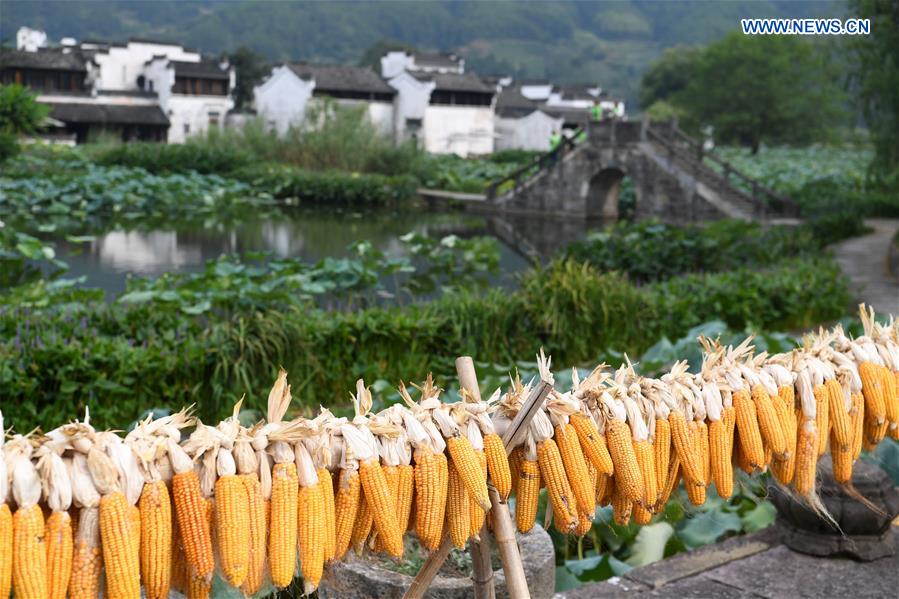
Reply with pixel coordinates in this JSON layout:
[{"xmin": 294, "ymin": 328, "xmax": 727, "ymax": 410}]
[
  {"xmin": 563, "ymin": 528, "xmax": 898, "ymax": 598},
  {"xmin": 833, "ymin": 219, "xmax": 899, "ymax": 317}
]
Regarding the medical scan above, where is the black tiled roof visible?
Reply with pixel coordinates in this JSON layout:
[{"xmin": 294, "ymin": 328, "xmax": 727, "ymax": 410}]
[
  {"xmin": 288, "ymin": 63, "xmax": 394, "ymax": 95},
  {"xmin": 414, "ymin": 72, "xmax": 493, "ymax": 94},
  {"xmin": 171, "ymin": 60, "xmax": 230, "ymax": 80},
  {"xmin": 0, "ymin": 49, "xmax": 87, "ymax": 72},
  {"xmin": 496, "ymin": 85, "xmax": 540, "ymax": 117},
  {"xmin": 42, "ymin": 102, "xmax": 170, "ymax": 126},
  {"xmin": 412, "ymin": 51, "xmax": 461, "ymax": 69}
]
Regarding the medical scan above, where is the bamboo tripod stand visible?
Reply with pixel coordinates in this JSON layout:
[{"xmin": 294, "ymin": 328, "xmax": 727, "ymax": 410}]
[{"xmin": 404, "ymin": 356, "xmax": 553, "ymax": 599}]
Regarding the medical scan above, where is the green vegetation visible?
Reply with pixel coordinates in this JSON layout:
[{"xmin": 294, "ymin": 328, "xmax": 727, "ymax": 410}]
[
  {"xmin": 850, "ymin": 0, "xmax": 899, "ymax": 181},
  {"xmin": 0, "ymin": 254, "xmax": 848, "ymax": 431},
  {"xmin": 0, "ymin": 83, "xmax": 49, "ymax": 161},
  {"xmin": 564, "ymin": 220, "xmax": 819, "ymax": 283},
  {"xmin": 642, "ymin": 33, "xmax": 847, "ymax": 151}
]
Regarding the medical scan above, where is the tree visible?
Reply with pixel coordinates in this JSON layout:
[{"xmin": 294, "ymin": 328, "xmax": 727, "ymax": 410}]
[
  {"xmin": 639, "ymin": 46, "xmax": 700, "ymax": 110},
  {"xmin": 657, "ymin": 33, "xmax": 845, "ymax": 152},
  {"xmin": 850, "ymin": 0, "xmax": 899, "ymax": 180},
  {"xmin": 227, "ymin": 46, "xmax": 270, "ymax": 111},
  {"xmin": 0, "ymin": 84, "xmax": 49, "ymax": 160}
]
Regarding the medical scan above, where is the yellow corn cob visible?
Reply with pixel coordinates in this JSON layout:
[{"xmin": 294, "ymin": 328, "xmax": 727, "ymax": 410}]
[
  {"xmin": 170, "ymin": 505, "xmax": 186, "ymax": 595},
  {"xmin": 668, "ymin": 411, "xmax": 703, "ymax": 488},
  {"xmin": 508, "ymin": 446, "xmax": 523, "ymax": 493},
  {"xmin": 516, "ymin": 459, "xmax": 540, "ymax": 533},
  {"xmin": 186, "ymin": 499, "xmax": 213, "ymax": 599},
  {"xmin": 859, "ymin": 362, "xmax": 887, "ymax": 442},
  {"xmin": 794, "ymin": 419, "xmax": 818, "ymax": 496},
  {"xmin": 753, "ymin": 386, "xmax": 786, "ymax": 457},
  {"xmin": 826, "ymin": 379, "xmax": 852, "ymax": 454},
  {"xmin": 709, "ymin": 418, "xmax": 733, "ymax": 499},
  {"xmin": 215, "ymin": 474, "xmax": 249, "ymax": 588},
  {"xmin": 831, "ymin": 429, "xmax": 853, "ymax": 485},
  {"xmin": 359, "ymin": 460, "xmax": 403, "ymax": 557},
  {"xmin": 351, "ymin": 488, "xmax": 373, "ymax": 554},
  {"xmin": 239, "ymin": 474, "xmax": 267, "ymax": 596},
  {"xmin": 733, "ymin": 389, "xmax": 765, "ymax": 469},
  {"xmin": 69, "ymin": 507, "xmax": 102, "ymax": 599},
  {"xmin": 633, "ymin": 504, "xmax": 652, "ymax": 525},
  {"xmin": 45, "ymin": 511, "xmax": 72, "ymax": 599},
  {"xmin": 446, "ymin": 437, "xmax": 491, "ymax": 512},
  {"xmin": 659, "ymin": 455, "xmax": 681, "ymax": 506},
  {"xmin": 298, "ymin": 481, "xmax": 325, "ymax": 590},
  {"xmin": 172, "ymin": 470, "xmax": 214, "ymax": 583},
  {"xmin": 447, "ymin": 460, "xmax": 470, "ymax": 548},
  {"xmin": 653, "ymin": 418, "xmax": 671, "ymax": 503},
  {"xmin": 610, "ymin": 479, "xmax": 632, "ymax": 527},
  {"xmin": 595, "ymin": 472, "xmax": 611, "ymax": 506},
  {"xmin": 99, "ymin": 491, "xmax": 140, "ymax": 599},
  {"xmin": 316, "ymin": 468, "xmax": 336, "ymax": 563},
  {"xmin": 129, "ymin": 505, "xmax": 140, "ymax": 563},
  {"xmin": 334, "ymin": 468, "xmax": 361, "ymax": 561},
  {"xmin": 414, "ymin": 450, "xmax": 447, "ymax": 551},
  {"xmin": 569, "ymin": 414, "xmax": 614, "ymax": 475},
  {"xmin": 698, "ymin": 421, "xmax": 711, "ymax": 483},
  {"xmin": 604, "ymin": 419, "xmax": 644, "ymax": 504},
  {"xmin": 555, "ymin": 423, "xmax": 595, "ymax": 514},
  {"xmin": 0, "ymin": 504, "xmax": 10, "ymax": 599},
  {"xmin": 395, "ymin": 464, "xmax": 415, "ymax": 534},
  {"xmin": 575, "ymin": 510, "xmax": 595, "ymax": 536},
  {"xmin": 813, "ymin": 383, "xmax": 830, "ymax": 456},
  {"xmin": 483, "ymin": 433, "xmax": 512, "ymax": 500},
  {"xmin": 537, "ymin": 439, "xmax": 577, "ymax": 533},
  {"xmin": 468, "ymin": 451, "xmax": 488, "ymax": 539},
  {"xmin": 373, "ymin": 465, "xmax": 399, "ymax": 554},
  {"xmin": 633, "ymin": 439, "xmax": 657, "ymax": 510},
  {"xmin": 734, "ymin": 430, "xmax": 754, "ymax": 474},
  {"xmin": 13, "ymin": 504, "xmax": 47, "ymax": 599},
  {"xmin": 850, "ymin": 392, "xmax": 865, "ymax": 460},
  {"xmin": 770, "ymin": 385, "xmax": 797, "ymax": 484},
  {"xmin": 269, "ymin": 461, "xmax": 299, "ymax": 588},
  {"xmin": 882, "ymin": 366, "xmax": 899, "ymax": 439},
  {"xmin": 138, "ymin": 481, "xmax": 171, "ymax": 599}
]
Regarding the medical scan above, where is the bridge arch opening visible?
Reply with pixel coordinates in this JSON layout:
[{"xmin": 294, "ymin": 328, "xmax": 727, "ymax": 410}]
[{"xmin": 587, "ymin": 167, "xmax": 627, "ymax": 221}]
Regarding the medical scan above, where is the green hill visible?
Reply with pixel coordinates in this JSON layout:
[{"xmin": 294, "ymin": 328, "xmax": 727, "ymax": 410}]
[{"xmin": 1, "ymin": 0, "xmax": 845, "ymax": 106}]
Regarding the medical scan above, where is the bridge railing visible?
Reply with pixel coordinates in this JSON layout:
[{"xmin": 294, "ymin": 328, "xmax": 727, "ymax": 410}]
[
  {"xmin": 485, "ymin": 126, "xmax": 584, "ymax": 201},
  {"xmin": 646, "ymin": 124, "xmax": 800, "ymax": 217}
]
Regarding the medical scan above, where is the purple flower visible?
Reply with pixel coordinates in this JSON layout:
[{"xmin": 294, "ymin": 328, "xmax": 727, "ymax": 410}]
[{"xmin": 80, "ymin": 316, "xmax": 88, "ymax": 330}]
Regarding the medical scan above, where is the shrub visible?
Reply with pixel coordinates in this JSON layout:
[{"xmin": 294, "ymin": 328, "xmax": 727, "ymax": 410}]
[
  {"xmin": 230, "ymin": 163, "xmax": 417, "ymax": 205},
  {"xmin": 94, "ymin": 141, "xmax": 255, "ymax": 174},
  {"xmin": 0, "ymin": 256, "xmax": 848, "ymax": 430},
  {"xmin": 0, "ymin": 84, "xmax": 49, "ymax": 161}
]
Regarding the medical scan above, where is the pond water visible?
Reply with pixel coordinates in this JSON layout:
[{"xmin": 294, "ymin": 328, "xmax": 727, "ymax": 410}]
[{"xmin": 52, "ymin": 206, "xmax": 594, "ymax": 297}]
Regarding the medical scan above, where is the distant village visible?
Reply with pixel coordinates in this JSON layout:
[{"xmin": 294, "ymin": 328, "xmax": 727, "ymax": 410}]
[{"xmin": 1, "ymin": 26, "xmax": 626, "ymax": 156}]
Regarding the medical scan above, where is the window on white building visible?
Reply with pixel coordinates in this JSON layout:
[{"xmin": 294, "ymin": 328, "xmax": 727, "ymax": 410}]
[
  {"xmin": 209, "ymin": 112, "xmax": 220, "ymax": 127},
  {"xmin": 184, "ymin": 123, "xmax": 190, "ymax": 136}
]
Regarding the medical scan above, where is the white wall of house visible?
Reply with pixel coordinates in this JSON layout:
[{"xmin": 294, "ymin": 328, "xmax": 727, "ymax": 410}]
[
  {"xmin": 16, "ymin": 27, "xmax": 47, "ymax": 52},
  {"xmin": 520, "ymin": 84, "xmax": 553, "ymax": 102},
  {"xmin": 253, "ymin": 66, "xmax": 315, "ymax": 134},
  {"xmin": 89, "ymin": 41, "xmax": 200, "ymax": 91},
  {"xmin": 165, "ymin": 94, "xmax": 233, "ymax": 143},
  {"xmin": 423, "ymin": 105, "xmax": 494, "ymax": 156},
  {"xmin": 142, "ymin": 57, "xmax": 175, "ymax": 107},
  {"xmin": 327, "ymin": 98, "xmax": 394, "ymax": 137},
  {"xmin": 495, "ymin": 110, "xmax": 563, "ymax": 151},
  {"xmin": 381, "ymin": 52, "xmax": 414, "ymax": 79},
  {"xmin": 386, "ymin": 72, "xmax": 434, "ymax": 144}
]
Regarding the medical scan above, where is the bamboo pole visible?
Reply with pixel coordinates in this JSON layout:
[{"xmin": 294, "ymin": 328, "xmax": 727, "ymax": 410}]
[
  {"xmin": 456, "ymin": 357, "xmax": 496, "ymax": 599},
  {"xmin": 404, "ymin": 359, "xmax": 553, "ymax": 599}
]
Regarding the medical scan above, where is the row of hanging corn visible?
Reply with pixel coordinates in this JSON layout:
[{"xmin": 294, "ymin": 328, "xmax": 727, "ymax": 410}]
[{"xmin": 0, "ymin": 306, "xmax": 897, "ymax": 599}]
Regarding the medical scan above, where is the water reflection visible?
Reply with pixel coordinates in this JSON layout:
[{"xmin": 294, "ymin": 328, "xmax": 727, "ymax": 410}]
[{"xmin": 54, "ymin": 207, "xmax": 593, "ymax": 297}]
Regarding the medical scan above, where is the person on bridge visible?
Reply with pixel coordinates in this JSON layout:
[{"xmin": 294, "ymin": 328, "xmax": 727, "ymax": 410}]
[
  {"xmin": 590, "ymin": 99, "xmax": 603, "ymax": 122},
  {"xmin": 549, "ymin": 129, "xmax": 562, "ymax": 151}
]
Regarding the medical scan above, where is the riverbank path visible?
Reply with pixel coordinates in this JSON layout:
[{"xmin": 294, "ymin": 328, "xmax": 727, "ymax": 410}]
[{"xmin": 832, "ymin": 219, "xmax": 899, "ymax": 317}]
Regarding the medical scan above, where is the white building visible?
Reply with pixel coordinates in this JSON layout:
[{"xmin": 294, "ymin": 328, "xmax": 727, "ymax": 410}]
[
  {"xmin": 494, "ymin": 85, "xmax": 563, "ymax": 151},
  {"xmin": 1, "ymin": 27, "xmax": 234, "ymax": 143},
  {"xmin": 382, "ymin": 52, "xmax": 495, "ymax": 156},
  {"xmin": 253, "ymin": 63, "xmax": 395, "ymax": 136}
]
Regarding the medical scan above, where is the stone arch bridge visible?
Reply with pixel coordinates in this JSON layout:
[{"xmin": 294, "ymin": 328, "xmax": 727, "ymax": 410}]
[{"xmin": 481, "ymin": 121, "xmax": 798, "ymax": 223}]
